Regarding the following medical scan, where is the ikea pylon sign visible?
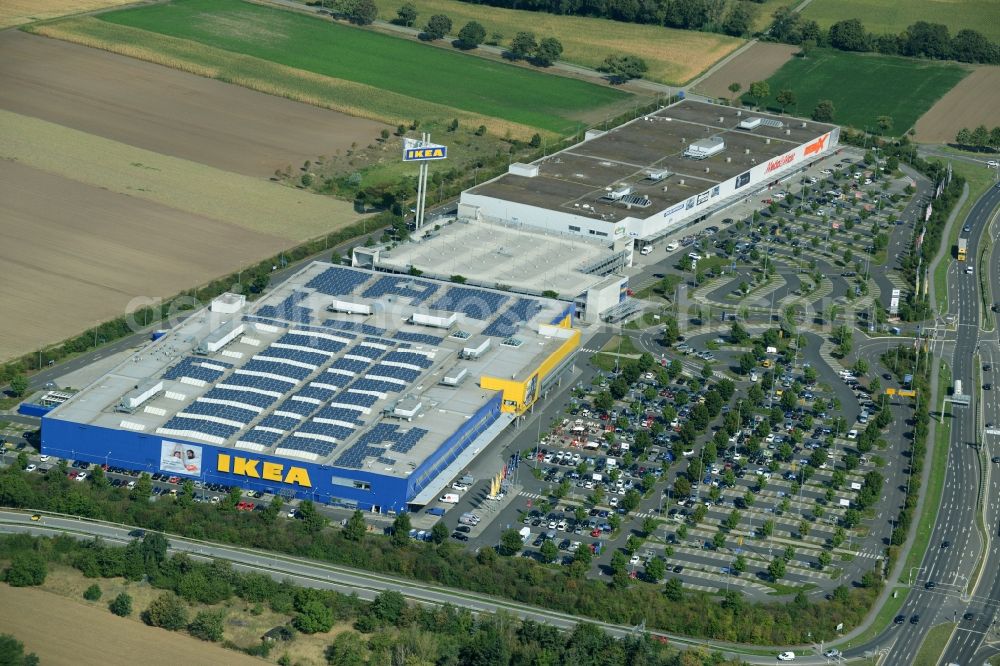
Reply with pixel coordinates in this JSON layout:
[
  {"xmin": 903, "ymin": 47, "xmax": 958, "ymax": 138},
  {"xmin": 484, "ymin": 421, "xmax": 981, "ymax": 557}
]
[{"xmin": 403, "ymin": 138, "xmax": 448, "ymax": 162}]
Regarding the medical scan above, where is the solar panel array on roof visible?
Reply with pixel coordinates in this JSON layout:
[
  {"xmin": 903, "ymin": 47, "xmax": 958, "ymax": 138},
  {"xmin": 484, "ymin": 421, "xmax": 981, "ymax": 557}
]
[
  {"xmin": 260, "ymin": 345, "xmax": 329, "ymax": 369},
  {"xmin": 393, "ymin": 331, "xmax": 444, "ymax": 345},
  {"xmin": 296, "ymin": 384, "xmax": 338, "ymax": 402},
  {"xmin": 163, "ymin": 357, "xmax": 232, "ymax": 383},
  {"xmin": 346, "ymin": 344, "xmax": 385, "ymax": 361},
  {"xmin": 482, "ymin": 297, "xmax": 543, "ymax": 338},
  {"xmin": 256, "ymin": 291, "xmax": 312, "ymax": 324},
  {"xmin": 280, "ymin": 435, "xmax": 337, "ymax": 457},
  {"xmin": 333, "ymin": 422, "xmax": 429, "ymax": 468},
  {"xmin": 322, "ymin": 319, "xmax": 386, "ymax": 337},
  {"xmin": 243, "ymin": 359, "xmax": 312, "ymax": 381},
  {"xmin": 225, "ymin": 372, "xmax": 295, "ymax": 393},
  {"xmin": 334, "ymin": 391, "xmax": 380, "ymax": 408},
  {"xmin": 160, "ymin": 416, "xmax": 239, "ymax": 440},
  {"xmin": 280, "ymin": 330, "xmax": 352, "ymax": 354},
  {"xmin": 370, "ymin": 364, "xmax": 421, "ymax": 383},
  {"xmin": 239, "ymin": 428, "xmax": 283, "ymax": 446},
  {"xmin": 361, "ymin": 276, "xmax": 439, "ymax": 305},
  {"xmin": 202, "ymin": 387, "xmax": 276, "ymax": 409},
  {"xmin": 430, "ymin": 286, "xmax": 509, "ymax": 320},
  {"xmin": 382, "ymin": 350, "xmax": 433, "ymax": 369},
  {"xmin": 182, "ymin": 401, "xmax": 257, "ymax": 424},
  {"xmin": 305, "ymin": 267, "xmax": 372, "ymax": 296},
  {"xmin": 259, "ymin": 414, "xmax": 301, "ymax": 431}
]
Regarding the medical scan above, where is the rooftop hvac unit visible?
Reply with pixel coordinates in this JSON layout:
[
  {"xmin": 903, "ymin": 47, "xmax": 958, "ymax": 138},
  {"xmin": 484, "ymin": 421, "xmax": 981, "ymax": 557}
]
[
  {"xmin": 739, "ymin": 117, "xmax": 762, "ymax": 130},
  {"xmin": 608, "ymin": 185, "xmax": 632, "ymax": 201}
]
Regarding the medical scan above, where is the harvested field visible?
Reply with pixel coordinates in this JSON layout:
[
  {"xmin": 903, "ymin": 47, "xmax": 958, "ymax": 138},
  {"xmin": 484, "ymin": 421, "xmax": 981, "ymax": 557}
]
[
  {"xmin": 0, "ymin": 584, "xmax": 266, "ymax": 665},
  {"xmin": 0, "ymin": 31, "xmax": 386, "ymax": 178},
  {"xmin": 691, "ymin": 42, "xmax": 797, "ymax": 100},
  {"xmin": 0, "ymin": 0, "xmax": 134, "ymax": 28},
  {"xmin": 370, "ymin": 0, "xmax": 743, "ymax": 85},
  {"xmin": 0, "ymin": 109, "xmax": 360, "ymax": 240},
  {"xmin": 0, "ymin": 159, "xmax": 288, "ymax": 361},
  {"xmin": 914, "ymin": 66, "xmax": 1000, "ymax": 144}
]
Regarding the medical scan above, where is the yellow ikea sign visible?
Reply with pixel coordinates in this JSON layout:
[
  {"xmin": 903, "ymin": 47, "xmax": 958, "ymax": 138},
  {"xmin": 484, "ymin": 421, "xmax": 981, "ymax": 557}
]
[
  {"xmin": 217, "ymin": 453, "xmax": 312, "ymax": 487},
  {"xmin": 403, "ymin": 147, "xmax": 447, "ymax": 161}
]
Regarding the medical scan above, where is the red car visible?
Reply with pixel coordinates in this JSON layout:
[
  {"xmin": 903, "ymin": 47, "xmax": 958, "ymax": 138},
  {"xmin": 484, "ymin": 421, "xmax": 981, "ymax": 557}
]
[
  {"xmin": 67, "ymin": 470, "xmax": 79, "ymax": 480},
  {"xmin": 590, "ymin": 528, "xmax": 602, "ymax": 537},
  {"xmin": 167, "ymin": 476, "xmax": 180, "ymax": 484}
]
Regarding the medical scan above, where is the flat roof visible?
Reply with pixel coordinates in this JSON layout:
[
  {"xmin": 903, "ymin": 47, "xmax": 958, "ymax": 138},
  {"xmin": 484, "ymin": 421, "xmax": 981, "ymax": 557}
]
[
  {"xmin": 375, "ymin": 219, "xmax": 617, "ymax": 297},
  {"xmin": 466, "ymin": 99, "xmax": 836, "ymax": 224},
  {"xmin": 48, "ymin": 263, "xmax": 570, "ymax": 479}
]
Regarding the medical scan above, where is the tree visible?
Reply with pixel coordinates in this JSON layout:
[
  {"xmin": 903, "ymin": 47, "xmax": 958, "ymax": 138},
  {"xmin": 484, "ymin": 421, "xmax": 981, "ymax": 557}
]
[
  {"xmin": 84, "ymin": 583, "xmax": 103, "ymax": 601},
  {"xmin": 748, "ymin": 80, "xmax": 770, "ymax": 106},
  {"xmin": 817, "ymin": 551, "xmax": 832, "ymax": 570},
  {"xmin": 722, "ymin": 1, "xmax": 756, "ymax": 36},
  {"xmin": 712, "ymin": 531, "xmax": 726, "ymax": 550},
  {"xmin": 395, "ymin": 2, "xmax": 417, "ymax": 26},
  {"xmin": 761, "ymin": 519, "xmax": 774, "ymax": 538},
  {"xmin": 188, "ymin": 609, "xmax": 225, "ymax": 642},
  {"xmin": 952, "ymin": 28, "xmax": 992, "ymax": 63},
  {"xmin": 733, "ymin": 553, "xmax": 747, "ymax": 575},
  {"xmin": 4, "ymin": 552, "xmax": 46, "ymax": 587},
  {"xmin": 662, "ymin": 316, "xmax": 680, "ymax": 346},
  {"xmin": 423, "ymin": 14, "xmax": 452, "ymax": 40},
  {"xmin": 728, "ymin": 81, "xmax": 742, "ymax": 97},
  {"xmin": 430, "ymin": 521, "xmax": 449, "ymax": 544},
  {"xmin": 812, "ymin": 99, "xmax": 836, "ymax": 122},
  {"xmin": 130, "ymin": 472, "xmax": 152, "ymax": 502},
  {"xmin": 325, "ymin": 631, "xmax": 366, "ymax": 666},
  {"xmin": 673, "ymin": 476, "xmax": 691, "ymax": 497},
  {"xmin": 645, "ymin": 556, "xmax": 665, "ymax": 582},
  {"xmin": 371, "ymin": 590, "xmax": 407, "ymax": 625},
  {"xmin": 456, "ymin": 21, "xmax": 486, "ymax": 49},
  {"xmin": 500, "ymin": 529, "xmax": 524, "ymax": 556},
  {"xmin": 664, "ymin": 576, "xmax": 684, "ymax": 601},
  {"xmin": 509, "ymin": 31, "xmax": 537, "ymax": 59},
  {"xmin": 294, "ymin": 599, "xmax": 335, "ymax": 634},
  {"xmin": 829, "ymin": 18, "xmax": 870, "ymax": 51},
  {"xmin": 533, "ymin": 37, "xmax": 563, "ymax": 66},
  {"xmin": 876, "ymin": 115, "xmax": 894, "ymax": 134},
  {"xmin": 343, "ymin": 510, "xmax": 366, "ymax": 541},
  {"xmin": 109, "ymin": 592, "xmax": 133, "ymax": 617},
  {"xmin": 599, "ymin": 54, "xmax": 648, "ymax": 83},
  {"xmin": 143, "ymin": 592, "xmax": 188, "ymax": 630},
  {"xmin": 775, "ymin": 89, "xmax": 796, "ymax": 113},
  {"xmin": 0, "ymin": 634, "xmax": 38, "ymax": 666},
  {"xmin": 342, "ymin": 0, "xmax": 377, "ymax": 25},
  {"xmin": 539, "ymin": 538, "xmax": 558, "ymax": 563},
  {"xmin": 390, "ymin": 512, "xmax": 412, "ymax": 547},
  {"xmin": 8, "ymin": 374, "xmax": 28, "ymax": 397},
  {"xmin": 768, "ymin": 556, "xmax": 786, "ymax": 581}
]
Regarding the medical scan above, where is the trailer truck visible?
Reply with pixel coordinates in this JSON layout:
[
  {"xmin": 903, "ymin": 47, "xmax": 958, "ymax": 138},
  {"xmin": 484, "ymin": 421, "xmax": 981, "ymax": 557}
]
[{"xmin": 958, "ymin": 237, "xmax": 968, "ymax": 262}]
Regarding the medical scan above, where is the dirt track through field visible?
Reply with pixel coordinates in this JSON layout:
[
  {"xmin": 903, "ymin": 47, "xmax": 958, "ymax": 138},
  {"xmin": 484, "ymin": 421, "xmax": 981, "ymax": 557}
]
[
  {"xmin": 0, "ymin": 159, "xmax": 287, "ymax": 361},
  {"xmin": 0, "ymin": 584, "xmax": 266, "ymax": 665},
  {"xmin": 0, "ymin": 30, "xmax": 386, "ymax": 177},
  {"xmin": 691, "ymin": 42, "xmax": 798, "ymax": 100},
  {"xmin": 913, "ymin": 66, "xmax": 1000, "ymax": 143}
]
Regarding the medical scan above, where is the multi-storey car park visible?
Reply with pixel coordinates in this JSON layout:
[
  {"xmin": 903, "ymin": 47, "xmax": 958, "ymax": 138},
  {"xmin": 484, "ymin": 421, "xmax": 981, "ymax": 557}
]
[
  {"xmin": 458, "ymin": 99, "xmax": 840, "ymax": 245},
  {"xmin": 41, "ymin": 263, "xmax": 579, "ymax": 513}
]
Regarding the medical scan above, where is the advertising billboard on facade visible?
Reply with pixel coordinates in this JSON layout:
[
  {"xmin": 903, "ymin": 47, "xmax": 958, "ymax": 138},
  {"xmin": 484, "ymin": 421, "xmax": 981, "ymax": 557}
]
[
  {"xmin": 735, "ymin": 172, "xmax": 751, "ymax": 189},
  {"xmin": 159, "ymin": 440, "xmax": 203, "ymax": 476}
]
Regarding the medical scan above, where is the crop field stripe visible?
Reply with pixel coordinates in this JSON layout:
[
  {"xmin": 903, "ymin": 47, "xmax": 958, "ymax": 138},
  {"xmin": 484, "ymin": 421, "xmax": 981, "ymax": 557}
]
[
  {"xmin": 369, "ymin": 0, "xmax": 743, "ymax": 85},
  {"xmin": 28, "ymin": 18, "xmax": 549, "ymax": 139},
  {"xmin": 760, "ymin": 49, "xmax": 969, "ymax": 132},
  {"xmin": 96, "ymin": 0, "xmax": 628, "ymax": 134},
  {"xmin": 801, "ymin": 0, "xmax": 1000, "ymax": 43}
]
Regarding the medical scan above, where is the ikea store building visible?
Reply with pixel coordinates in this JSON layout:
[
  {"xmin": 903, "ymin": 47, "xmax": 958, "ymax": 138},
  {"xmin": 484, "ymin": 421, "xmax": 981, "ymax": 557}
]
[{"xmin": 41, "ymin": 263, "xmax": 579, "ymax": 513}]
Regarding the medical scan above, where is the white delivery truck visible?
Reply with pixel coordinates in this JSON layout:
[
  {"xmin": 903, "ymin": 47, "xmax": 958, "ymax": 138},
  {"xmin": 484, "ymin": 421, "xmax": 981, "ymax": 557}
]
[
  {"xmin": 519, "ymin": 526, "xmax": 531, "ymax": 543},
  {"xmin": 640, "ymin": 245, "xmax": 653, "ymax": 255},
  {"xmin": 439, "ymin": 493, "xmax": 460, "ymax": 504}
]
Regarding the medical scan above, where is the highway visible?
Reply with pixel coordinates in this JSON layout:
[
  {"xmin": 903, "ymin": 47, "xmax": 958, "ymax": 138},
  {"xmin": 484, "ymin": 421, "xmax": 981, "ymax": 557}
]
[{"xmin": 878, "ymin": 182, "xmax": 1000, "ymax": 665}]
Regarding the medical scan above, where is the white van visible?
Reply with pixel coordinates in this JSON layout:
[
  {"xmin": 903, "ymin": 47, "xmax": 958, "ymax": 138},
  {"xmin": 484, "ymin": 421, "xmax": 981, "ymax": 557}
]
[
  {"xmin": 439, "ymin": 493, "xmax": 460, "ymax": 504},
  {"xmin": 640, "ymin": 245, "xmax": 653, "ymax": 255},
  {"xmin": 666, "ymin": 242, "xmax": 679, "ymax": 251}
]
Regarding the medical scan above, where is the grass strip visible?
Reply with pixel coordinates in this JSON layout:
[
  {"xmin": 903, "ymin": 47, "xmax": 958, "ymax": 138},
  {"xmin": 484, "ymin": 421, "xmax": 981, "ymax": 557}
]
[
  {"xmin": 900, "ymin": 361, "xmax": 950, "ymax": 581},
  {"xmin": 913, "ymin": 622, "xmax": 956, "ymax": 666}
]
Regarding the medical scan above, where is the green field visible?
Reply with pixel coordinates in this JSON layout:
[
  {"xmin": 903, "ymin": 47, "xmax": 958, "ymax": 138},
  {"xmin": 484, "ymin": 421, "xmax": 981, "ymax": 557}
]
[
  {"xmin": 98, "ymin": 0, "xmax": 627, "ymax": 134},
  {"xmin": 802, "ymin": 0, "xmax": 1000, "ymax": 43},
  {"xmin": 756, "ymin": 49, "xmax": 968, "ymax": 132},
  {"xmin": 370, "ymin": 0, "xmax": 743, "ymax": 85}
]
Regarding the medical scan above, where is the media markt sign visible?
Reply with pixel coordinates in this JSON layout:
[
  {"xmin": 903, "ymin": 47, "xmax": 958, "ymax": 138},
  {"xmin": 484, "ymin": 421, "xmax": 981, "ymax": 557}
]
[{"xmin": 402, "ymin": 138, "xmax": 448, "ymax": 162}]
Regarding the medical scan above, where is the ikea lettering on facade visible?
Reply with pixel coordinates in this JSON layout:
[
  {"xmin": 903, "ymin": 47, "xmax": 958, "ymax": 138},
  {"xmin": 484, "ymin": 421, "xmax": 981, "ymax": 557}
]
[{"xmin": 217, "ymin": 453, "xmax": 312, "ymax": 487}]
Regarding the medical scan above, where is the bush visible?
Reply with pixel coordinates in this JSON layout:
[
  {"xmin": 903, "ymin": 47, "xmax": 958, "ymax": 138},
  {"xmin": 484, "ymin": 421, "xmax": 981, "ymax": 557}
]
[
  {"xmin": 109, "ymin": 592, "xmax": 133, "ymax": 617},
  {"xmin": 4, "ymin": 553, "xmax": 46, "ymax": 587},
  {"xmin": 423, "ymin": 14, "xmax": 451, "ymax": 40},
  {"xmin": 83, "ymin": 583, "xmax": 102, "ymax": 601},
  {"xmin": 142, "ymin": 592, "xmax": 189, "ymax": 630},
  {"xmin": 188, "ymin": 610, "xmax": 226, "ymax": 642}
]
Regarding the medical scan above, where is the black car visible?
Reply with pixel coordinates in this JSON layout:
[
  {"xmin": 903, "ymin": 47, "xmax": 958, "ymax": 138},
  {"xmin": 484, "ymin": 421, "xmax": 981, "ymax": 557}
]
[
  {"xmin": 993, "ymin": 456, "xmax": 1000, "ymax": 464},
  {"xmin": 910, "ymin": 614, "xmax": 920, "ymax": 624},
  {"xmin": 963, "ymin": 612, "xmax": 975, "ymax": 621},
  {"xmin": 893, "ymin": 615, "xmax": 905, "ymax": 625},
  {"xmin": 984, "ymin": 364, "xmax": 992, "ymax": 371},
  {"xmin": 985, "ymin": 384, "xmax": 993, "ymax": 391},
  {"xmin": 925, "ymin": 581, "xmax": 936, "ymax": 589},
  {"xmin": 672, "ymin": 565, "xmax": 684, "ymax": 574},
  {"xmin": 456, "ymin": 525, "xmax": 471, "ymax": 533},
  {"xmin": 451, "ymin": 532, "xmax": 469, "ymax": 541}
]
